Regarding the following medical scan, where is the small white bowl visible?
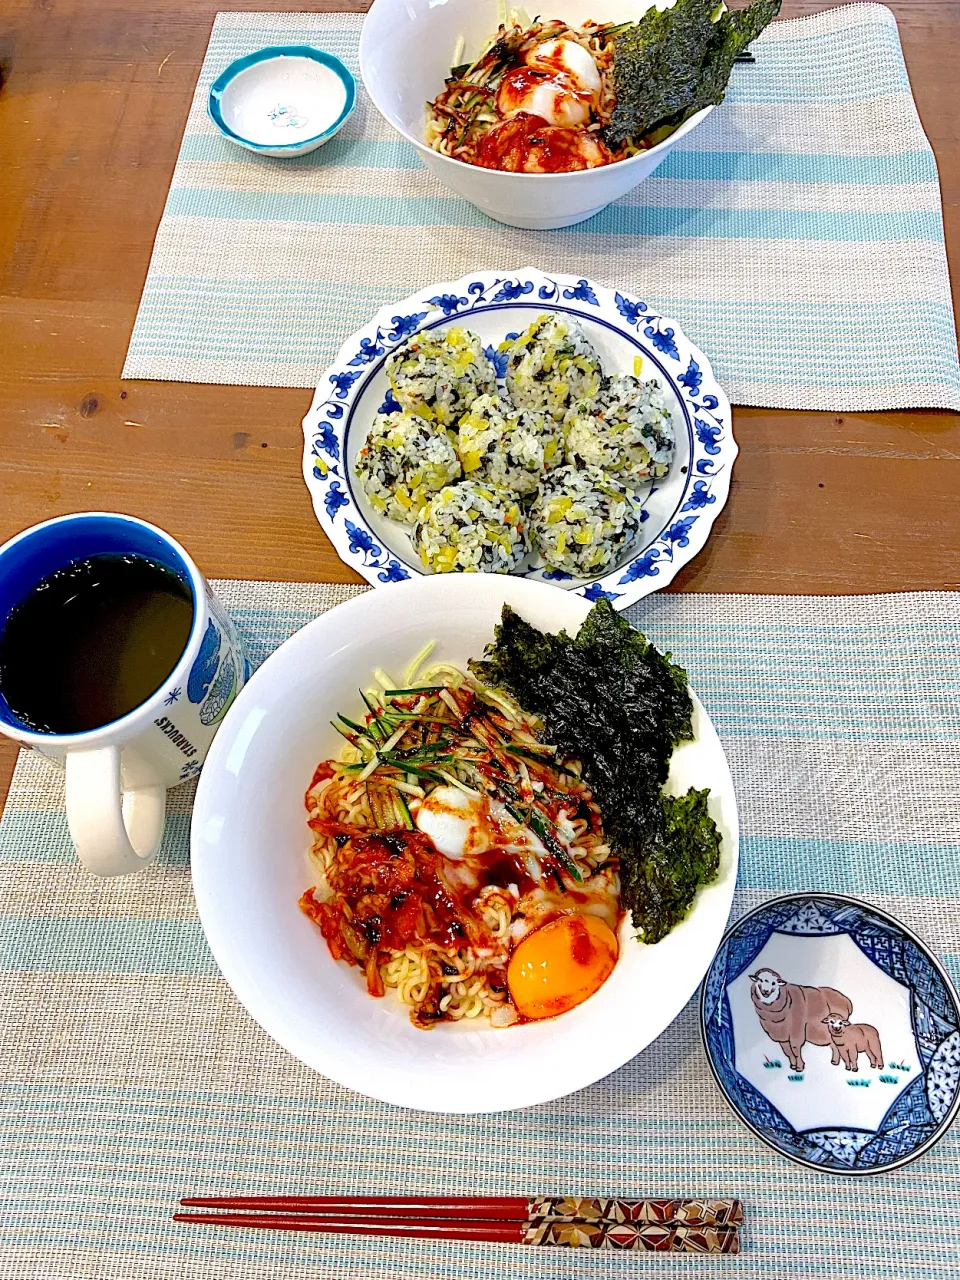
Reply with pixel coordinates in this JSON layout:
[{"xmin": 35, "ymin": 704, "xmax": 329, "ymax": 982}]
[
  {"xmin": 191, "ymin": 575, "xmax": 739, "ymax": 1113},
  {"xmin": 208, "ymin": 46, "xmax": 356, "ymax": 159},
  {"xmin": 359, "ymin": 0, "xmax": 712, "ymax": 229}
]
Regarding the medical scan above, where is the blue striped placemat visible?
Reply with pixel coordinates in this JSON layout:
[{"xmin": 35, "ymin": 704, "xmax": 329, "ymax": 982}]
[
  {"xmin": 121, "ymin": 6, "xmax": 960, "ymax": 413},
  {"xmin": 1, "ymin": 580, "xmax": 959, "ymax": 1278}
]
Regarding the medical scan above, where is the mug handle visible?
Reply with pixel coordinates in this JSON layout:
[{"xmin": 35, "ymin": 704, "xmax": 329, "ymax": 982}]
[{"xmin": 65, "ymin": 746, "xmax": 166, "ymax": 876}]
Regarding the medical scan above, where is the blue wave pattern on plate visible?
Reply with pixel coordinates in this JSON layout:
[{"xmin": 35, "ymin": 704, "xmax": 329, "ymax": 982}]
[{"xmin": 303, "ymin": 268, "xmax": 735, "ymax": 608}]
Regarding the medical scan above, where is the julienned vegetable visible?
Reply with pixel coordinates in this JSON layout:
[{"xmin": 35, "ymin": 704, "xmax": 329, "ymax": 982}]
[
  {"xmin": 300, "ymin": 603, "xmax": 722, "ymax": 1031},
  {"xmin": 605, "ymin": 0, "xmax": 782, "ymax": 146},
  {"xmin": 302, "ymin": 639, "xmax": 622, "ymax": 1027},
  {"xmin": 471, "ymin": 599, "xmax": 722, "ymax": 943}
]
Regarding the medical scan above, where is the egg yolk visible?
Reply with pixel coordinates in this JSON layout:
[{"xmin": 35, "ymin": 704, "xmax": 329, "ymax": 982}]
[{"xmin": 507, "ymin": 914, "xmax": 618, "ymax": 1020}]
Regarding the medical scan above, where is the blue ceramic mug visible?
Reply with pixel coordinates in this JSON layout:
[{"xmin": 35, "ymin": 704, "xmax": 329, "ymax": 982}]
[{"xmin": 0, "ymin": 514, "xmax": 248, "ymax": 875}]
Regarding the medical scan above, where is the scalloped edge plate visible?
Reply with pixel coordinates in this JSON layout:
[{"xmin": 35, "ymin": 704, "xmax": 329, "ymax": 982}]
[{"xmin": 301, "ymin": 267, "xmax": 735, "ymax": 609}]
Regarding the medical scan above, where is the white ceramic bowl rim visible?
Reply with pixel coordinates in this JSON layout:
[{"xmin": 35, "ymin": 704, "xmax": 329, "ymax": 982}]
[
  {"xmin": 395, "ymin": 106, "xmax": 712, "ymax": 182},
  {"xmin": 190, "ymin": 575, "xmax": 740, "ymax": 1113},
  {"xmin": 208, "ymin": 45, "xmax": 357, "ymax": 152}
]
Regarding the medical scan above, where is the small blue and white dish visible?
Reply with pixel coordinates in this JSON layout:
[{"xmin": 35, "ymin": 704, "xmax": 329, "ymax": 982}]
[
  {"xmin": 208, "ymin": 46, "xmax": 355, "ymax": 158},
  {"xmin": 701, "ymin": 893, "xmax": 960, "ymax": 1175}
]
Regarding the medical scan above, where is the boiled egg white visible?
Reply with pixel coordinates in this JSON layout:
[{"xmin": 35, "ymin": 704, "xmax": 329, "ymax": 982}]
[
  {"xmin": 496, "ymin": 39, "xmax": 601, "ymax": 130},
  {"xmin": 414, "ymin": 785, "xmax": 481, "ymax": 859},
  {"xmin": 496, "ymin": 72, "xmax": 591, "ymax": 129},
  {"xmin": 527, "ymin": 38, "xmax": 602, "ymax": 96},
  {"xmin": 414, "ymin": 785, "xmax": 545, "ymax": 860}
]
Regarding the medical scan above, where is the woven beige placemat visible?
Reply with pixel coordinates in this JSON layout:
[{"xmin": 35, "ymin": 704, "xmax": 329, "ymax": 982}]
[
  {"xmin": 121, "ymin": 7, "xmax": 960, "ymax": 411},
  {"xmin": 1, "ymin": 581, "xmax": 958, "ymax": 1277}
]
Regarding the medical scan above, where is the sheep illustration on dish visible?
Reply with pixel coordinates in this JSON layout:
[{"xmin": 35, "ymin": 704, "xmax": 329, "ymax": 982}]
[
  {"xmin": 700, "ymin": 895, "xmax": 960, "ymax": 1174},
  {"xmin": 822, "ymin": 1014, "xmax": 884, "ymax": 1072},
  {"xmin": 749, "ymin": 968, "xmax": 884, "ymax": 1074}
]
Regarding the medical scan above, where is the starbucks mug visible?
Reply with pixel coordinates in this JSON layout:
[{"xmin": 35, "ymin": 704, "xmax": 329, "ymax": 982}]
[{"xmin": 0, "ymin": 513, "xmax": 249, "ymax": 876}]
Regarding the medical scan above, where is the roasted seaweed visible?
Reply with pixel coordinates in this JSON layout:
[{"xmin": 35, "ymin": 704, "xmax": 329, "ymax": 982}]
[
  {"xmin": 622, "ymin": 787, "xmax": 722, "ymax": 944},
  {"xmin": 471, "ymin": 601, "xmax": 722, "ymax": 943},
  {"xmin": 604, "ymin": 0, "xmax": 781, "ymax": 147}
]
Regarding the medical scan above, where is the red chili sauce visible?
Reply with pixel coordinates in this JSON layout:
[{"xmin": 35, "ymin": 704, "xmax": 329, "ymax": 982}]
[
  {"xmin": 476, "ymin": 112, "xmax": 610, "ymax": 173},
  {"xmin": 298, "ymin": 825, "xmax": 556, "ymax": 1004}
]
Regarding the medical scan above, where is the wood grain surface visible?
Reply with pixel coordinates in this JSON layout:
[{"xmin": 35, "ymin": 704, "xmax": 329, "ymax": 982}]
[{"xmin": 0, "ymin": 0, "xmax": 958, "ymax": 802}]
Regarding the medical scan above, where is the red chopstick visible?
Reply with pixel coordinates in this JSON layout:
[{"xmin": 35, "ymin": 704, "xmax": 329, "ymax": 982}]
[
  {"xmin": 174, "ymin": 1213, "xmax": 524, "ymax": 1243},
  {"xmin": 179, "ymin": 1195, "xmax": 531, "ymax": 1221},
  {"xmin": 174, "ymin": 1195, "xmax": 743, "ymax": 1253},
  {"xmin": 178, "ymin": 1194, "xmax": 742, "ymax": 1227},
  {"xmin": 173, "ymin": 1211, "xmax": 740, "ymax": 1252}
]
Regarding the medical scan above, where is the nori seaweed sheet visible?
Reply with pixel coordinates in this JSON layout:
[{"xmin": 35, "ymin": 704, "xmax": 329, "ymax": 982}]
[
  {"xmin": 604, "ymin": 0, "xmax": 782, "ymax": 147},
  {"xmin": 471, "ymin": 601, "xmax": 722, "ymax": 943}
]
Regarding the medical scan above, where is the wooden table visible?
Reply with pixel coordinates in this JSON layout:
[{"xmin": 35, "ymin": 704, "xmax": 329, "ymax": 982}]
[{"xmin": 1, "ymin": 0, "xmax": 958, "ymax": 804}]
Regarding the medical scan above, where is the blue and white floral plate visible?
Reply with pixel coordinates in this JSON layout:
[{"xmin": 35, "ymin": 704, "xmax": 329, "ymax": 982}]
[
  {"xmin": 300, "ymin": 268, "xmax": 735, "ymax": 609},
  {"xmin": 701, "ymin": 894, "xmax": 960, "ymax": 1175}
]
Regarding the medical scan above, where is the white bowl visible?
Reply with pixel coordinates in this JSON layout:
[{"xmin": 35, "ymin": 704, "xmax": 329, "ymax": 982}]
[
  {"xmin": 208, "ymin": 46, "xmax": 356, "ymax": 158},
  {"xmin": 191, "ymin": 576, "xmax": 739, "ymax": 1113},
  {"xmin": 359, "ymin": 0, "xmax": 712, "ymax": 229}
]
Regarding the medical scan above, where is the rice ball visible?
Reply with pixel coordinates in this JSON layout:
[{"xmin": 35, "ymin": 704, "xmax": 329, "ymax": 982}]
[
  {"xmin": 565, "ymin": 374, "xmax": 675, "ymax": 488},
  {"xmin": 502, "ymin": 313, "xmax": 602, "ymax": 422},
  {"xmin": 354, "ymin": 411, "xmax": 461, "ymax": 524},
  {"xmin": 530, "ymin": 464, "xmax": 642, "ymax": 577},
  {"xmin": 457, "ymin": 394, "xmax": 563, "ymax": 498},
  {"xmin": 387, "ymin": 327, "xmax": 497, "ymax": 427},
  {"xmin": 414, "ymin": 480, "xmax": 528, "ymax": 574}
]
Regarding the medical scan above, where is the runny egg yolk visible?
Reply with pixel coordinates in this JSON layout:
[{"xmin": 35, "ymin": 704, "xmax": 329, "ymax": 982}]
[{"xmin": 506, "ymin": 914, "xmax": 618, "ymax": 1020}]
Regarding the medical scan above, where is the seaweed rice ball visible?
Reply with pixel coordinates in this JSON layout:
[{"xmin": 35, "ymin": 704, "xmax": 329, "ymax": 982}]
[
  {"xmin": 386, "ymin": 327, "xmax": 497, "ymax": 427},
  {"xmin": 415, "ymin": 480, "xmax": 528, "ymax": 574},
  {"xmin": 457, "ymin": 394, "xmax": 563, "ymax": 498},
  {"xmin": 354, "ymin": 411, "xmax": 461, "ymax": 524},
  {"xmin": 530, "ymin": 464, "xmax": 642, "ymax": 577},
  {"xmin": 565, "ymin": 374, "xmax": 675, "ymax": 488},
  {"xmin": 502, "ymin": 313, "xmax": 602, "ymax": 423}
]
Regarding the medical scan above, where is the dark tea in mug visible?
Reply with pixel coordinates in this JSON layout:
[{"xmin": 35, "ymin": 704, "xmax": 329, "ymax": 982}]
[{"xmin": 0, "ymin": 554, "xmax": 193, "ymax": 734}]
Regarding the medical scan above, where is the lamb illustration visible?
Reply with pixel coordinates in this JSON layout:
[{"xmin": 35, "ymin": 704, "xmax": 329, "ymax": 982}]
[
  {"xmin": 822, "ymin": 1016, "xmax": 884, "ymax": 1071},
  {"xmin": 749, "ymin": 968, "xmax": 853, "ymax": 1072}
]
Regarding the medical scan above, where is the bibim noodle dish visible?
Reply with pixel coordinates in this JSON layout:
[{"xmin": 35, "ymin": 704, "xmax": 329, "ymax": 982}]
[
  {"xmin": 424, "ymin": 1, "xmax": 780, "ymax": 174},
  {"xmin": 300, "ymin": 599, "xmax": 723, "ymax": 1029}
]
